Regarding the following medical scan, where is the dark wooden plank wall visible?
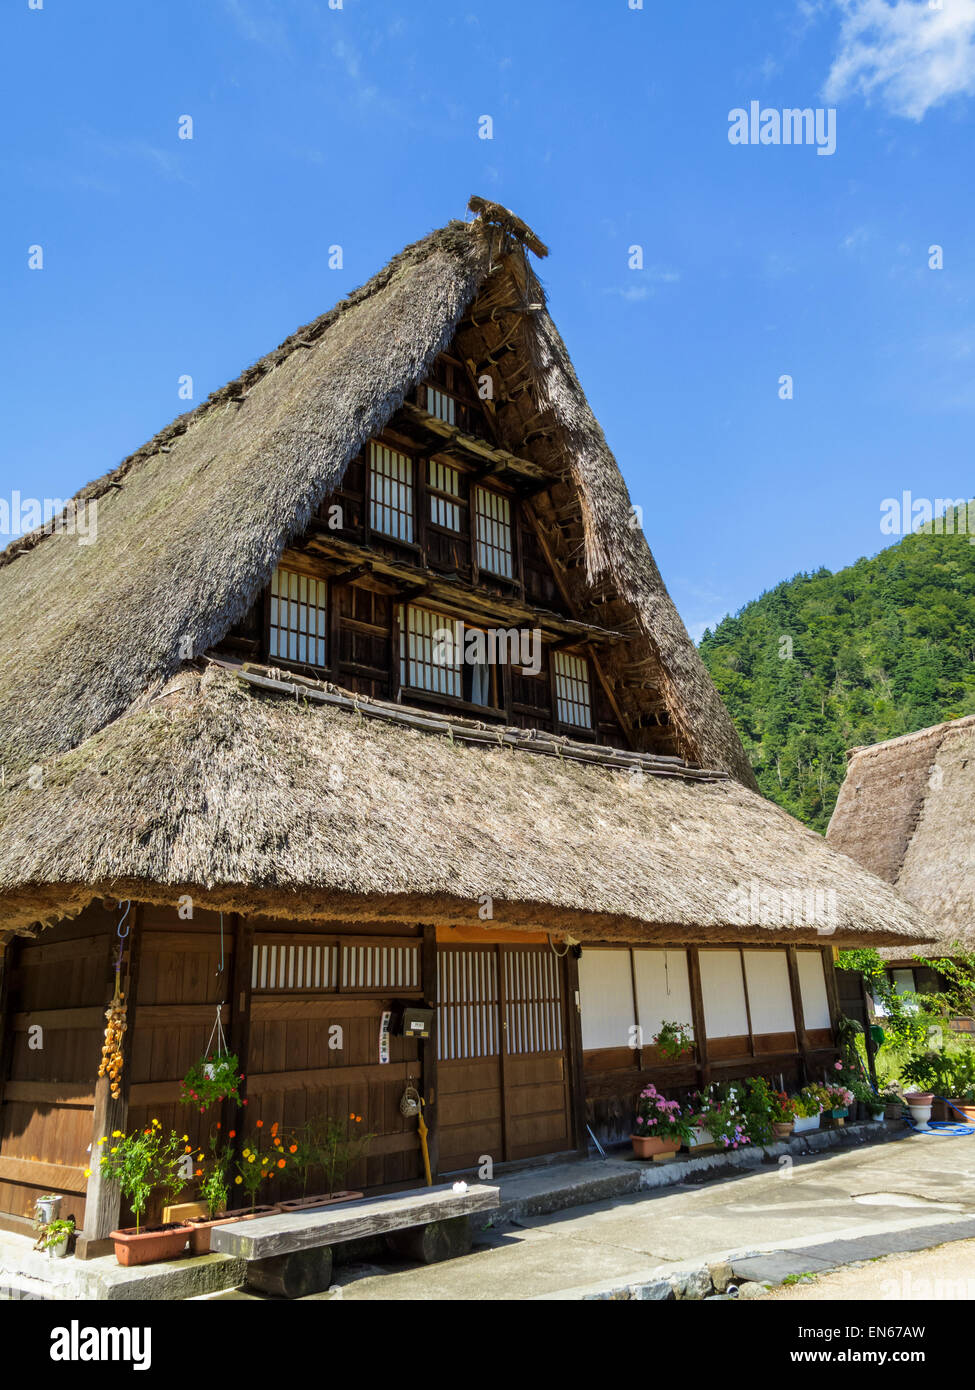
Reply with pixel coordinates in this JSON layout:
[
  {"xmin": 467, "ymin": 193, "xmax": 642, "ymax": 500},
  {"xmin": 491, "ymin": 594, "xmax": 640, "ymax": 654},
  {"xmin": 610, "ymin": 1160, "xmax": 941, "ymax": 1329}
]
[{"xmin": 0, "ymin": 905, "xmax": 118, "ymax": 1228}]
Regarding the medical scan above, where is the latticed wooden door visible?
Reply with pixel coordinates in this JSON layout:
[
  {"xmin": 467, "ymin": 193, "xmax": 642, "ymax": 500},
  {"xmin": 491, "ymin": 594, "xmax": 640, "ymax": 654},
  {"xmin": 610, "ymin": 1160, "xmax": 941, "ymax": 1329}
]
[{"xmin": 437, "ymin": 944, "xmax": 572, "ymax": 1171}]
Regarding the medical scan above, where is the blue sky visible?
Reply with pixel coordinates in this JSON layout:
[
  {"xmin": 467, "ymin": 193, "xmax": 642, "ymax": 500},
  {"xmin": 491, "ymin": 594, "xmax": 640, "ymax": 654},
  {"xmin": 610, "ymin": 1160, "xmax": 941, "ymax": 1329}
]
[{"xmin": 2, "ymin": 0, "xmax": 974, "ymax": 638}]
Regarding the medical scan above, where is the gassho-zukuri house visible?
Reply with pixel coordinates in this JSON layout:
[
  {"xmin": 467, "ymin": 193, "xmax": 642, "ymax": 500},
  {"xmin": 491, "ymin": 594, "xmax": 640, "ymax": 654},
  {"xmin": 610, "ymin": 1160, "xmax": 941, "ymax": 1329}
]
[
  {"xmin": 827, "ymin": 713, "xmax": 975, "ymax": 1002},
  {"xmin": 0, "ymin": 199, "xmax": 933, "ymax": 1250}
]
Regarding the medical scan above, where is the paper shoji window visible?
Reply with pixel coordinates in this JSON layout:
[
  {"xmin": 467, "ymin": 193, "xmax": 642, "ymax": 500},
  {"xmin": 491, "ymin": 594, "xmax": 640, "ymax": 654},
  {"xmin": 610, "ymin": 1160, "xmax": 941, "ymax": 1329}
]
[
  {"xmin": 269, "ymin": 567, "xmax": 328, "ymax": 667},
  {"xmin": 554, "ymin": 651, "xmax": 592, "ymax": 728},
  {"xmin": 369, "ymin": 442, "xmax": 414, "ymax": 542},
  {"xmin": 399, "ymin": 605, "xmax": 462, "ymax": 698},
  {"xmin": 428, "ymin": 459, "xmax": 463, "ymax": 532},
  {"xmin": 426, "ymin": 385, "xmax": 457, "ymax": 425},
  {"xmin": 473, "ymin": 486, "xmax": 513, "ymax": 578}
]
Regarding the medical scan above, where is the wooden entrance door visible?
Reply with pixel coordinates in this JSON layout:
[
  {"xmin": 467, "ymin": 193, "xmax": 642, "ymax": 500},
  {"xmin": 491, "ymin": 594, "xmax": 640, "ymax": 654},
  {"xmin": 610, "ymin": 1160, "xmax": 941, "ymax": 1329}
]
[{"xmin": 437, "ymin": 944, "xmax": 573, "ymax": 1172}]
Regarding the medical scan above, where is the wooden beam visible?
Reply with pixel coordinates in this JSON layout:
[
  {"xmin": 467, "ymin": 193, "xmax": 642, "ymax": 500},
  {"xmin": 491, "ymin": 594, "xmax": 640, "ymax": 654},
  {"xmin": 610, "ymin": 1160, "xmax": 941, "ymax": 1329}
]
[
  {"xmin": 0, "ymin": 1155, "xmax": 88, "ymax": 1195},
  {"xmin": 786, "ymin": 947, "xmax": 810, "ymax": 1087},
  {"xmin": 564, "ymin": 947, "xmax": 589, "ymax": 1155},
  {"xmin": 226, "ymin": 913, "xmax": 251, "ymax": 1187},
  {"xmin": 687, "ymin": 948, "xmax": 710, "ymax": 1087}
]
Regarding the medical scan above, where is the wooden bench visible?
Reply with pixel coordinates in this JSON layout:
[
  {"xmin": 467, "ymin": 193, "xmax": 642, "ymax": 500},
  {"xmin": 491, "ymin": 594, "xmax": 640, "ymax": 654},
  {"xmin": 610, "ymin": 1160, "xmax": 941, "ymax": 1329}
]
[{"xmin": 211, "ymin": 1183, "xmax": 500, "ymax": 1298}]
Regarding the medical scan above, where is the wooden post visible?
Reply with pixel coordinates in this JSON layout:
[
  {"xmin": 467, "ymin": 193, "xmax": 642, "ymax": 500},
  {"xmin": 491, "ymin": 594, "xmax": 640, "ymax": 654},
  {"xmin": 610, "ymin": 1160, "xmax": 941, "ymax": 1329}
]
[
  {"xmin": 822, "ymin": 946, "xmax": 842, "ymax": 1035},
  {"xmin": 77, "ymin": 905, "xmax": 143, "ymax": 1259},
  {"xmin": 564, "ymin": 947, "xmax": 588, "ymax": 1155},
  {"xmin": 420, "ymin": 926, "xmax": 439, "ymax": 1181},
  {"xmin": 225, "ymin": 914, "xmax": 252, "ymax": 1169},
  {"xmin": 688, "ymin": 949, "xmax": 710, "ymax": 1087},
  {"xmin": 861, "ymin": 975, "xmax": 878, "ymax": 1089},
  {"xmin": 786, "ymin": 947, "xmax": 810, "ymax": 1088}
]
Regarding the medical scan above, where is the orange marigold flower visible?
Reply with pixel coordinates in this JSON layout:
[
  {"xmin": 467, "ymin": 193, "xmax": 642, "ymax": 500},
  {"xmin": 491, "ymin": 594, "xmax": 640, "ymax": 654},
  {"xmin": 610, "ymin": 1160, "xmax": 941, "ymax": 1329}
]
[
  {"xmin": 289, "ymin": 1144, "xmax": 297, "ymax": 1154},
  {"xmin": 256, "ymin": 1119, "xmax": 263, "ymax": 1128},
  {"xmin": 277, "ymin": 1159, "xmax": 286, "ymax": 1168},
  {"xmin": 228, "ymin": 1130, "xmax": 236, "ymax": 1139}
]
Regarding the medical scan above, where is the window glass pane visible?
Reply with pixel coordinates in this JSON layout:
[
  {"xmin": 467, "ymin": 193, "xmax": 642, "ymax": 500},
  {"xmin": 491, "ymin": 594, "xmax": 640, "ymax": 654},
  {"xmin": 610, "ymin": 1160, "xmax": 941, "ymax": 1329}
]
[
  {"xmin": 268, "ymin": 566, "xmax": 328, "ymax": 667},
  {"xmin": 554, "ymin": 651, "xmax": 591, "ymax": 728},
  {"xmin": 428, "ymin": 459, "xmax": 462, "ymax": 532},
  {"xmin": 426, "ymin": 386, "xmax": 456, "ymax": 425},
  {"xmin": 401, "ymin": 605, "xmax": 462, "ymax": 698},
  {"xmin": 474, "ymin": 486, "xmax": 513, "ymax": 578},
  {"xmin": 369, "ymin": 442, "xmax": 414, "ymax": 541}
]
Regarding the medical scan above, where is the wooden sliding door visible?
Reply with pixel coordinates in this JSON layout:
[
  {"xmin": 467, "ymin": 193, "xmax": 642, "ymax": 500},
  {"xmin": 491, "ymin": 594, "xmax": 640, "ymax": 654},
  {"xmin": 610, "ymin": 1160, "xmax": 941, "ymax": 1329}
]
[{"xmin": 437, "ymin": 943, "xmax": 573, "ymax": 1172}]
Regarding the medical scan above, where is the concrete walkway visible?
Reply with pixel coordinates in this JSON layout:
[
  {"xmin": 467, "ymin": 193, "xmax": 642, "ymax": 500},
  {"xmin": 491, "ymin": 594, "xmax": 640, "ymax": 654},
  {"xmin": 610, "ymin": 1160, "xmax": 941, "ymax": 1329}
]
[{"xmin": 204, "ymin": 1127, "xmax": 975, "ymax": 1300}]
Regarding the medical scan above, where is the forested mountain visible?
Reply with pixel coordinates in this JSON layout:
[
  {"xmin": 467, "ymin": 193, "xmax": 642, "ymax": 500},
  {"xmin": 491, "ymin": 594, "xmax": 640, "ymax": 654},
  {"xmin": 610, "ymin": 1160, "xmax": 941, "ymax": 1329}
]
[{"xmin": 698, "ymin": 513, "xmax": 975, "ymax": 832}]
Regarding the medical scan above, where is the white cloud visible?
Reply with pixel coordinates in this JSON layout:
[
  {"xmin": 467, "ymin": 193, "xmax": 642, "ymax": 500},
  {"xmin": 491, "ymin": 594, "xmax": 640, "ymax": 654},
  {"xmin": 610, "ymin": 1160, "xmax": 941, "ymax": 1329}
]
[{"xmin": 824, "ymin": 0, "xmax": 975, "ymax": 120}]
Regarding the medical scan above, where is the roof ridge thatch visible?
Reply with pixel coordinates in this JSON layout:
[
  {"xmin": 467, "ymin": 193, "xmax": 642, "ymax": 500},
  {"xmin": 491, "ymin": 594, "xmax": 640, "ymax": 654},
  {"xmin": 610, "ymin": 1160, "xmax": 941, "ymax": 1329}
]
[
  {"xmin": 0, "ymin": 220, "xmax": 475, "ymax": 572},
  {"xmin": 845, "ymin": 711, "xmax": 975, "ymax": 761},
  {"xmin": 0, "ymin": 664, "xmax": 936, "ymax": 946}
]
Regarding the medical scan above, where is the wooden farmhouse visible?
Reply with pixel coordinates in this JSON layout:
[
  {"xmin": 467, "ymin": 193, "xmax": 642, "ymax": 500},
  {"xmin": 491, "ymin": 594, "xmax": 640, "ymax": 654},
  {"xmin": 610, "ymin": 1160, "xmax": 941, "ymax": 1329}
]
[
  {"xmin": 0, "ymin": 201, "xmax": 933, "ymax": 1253},
  {"xmin": 828, "ymin": 713, "xmax": 975, "ymax": 998}
]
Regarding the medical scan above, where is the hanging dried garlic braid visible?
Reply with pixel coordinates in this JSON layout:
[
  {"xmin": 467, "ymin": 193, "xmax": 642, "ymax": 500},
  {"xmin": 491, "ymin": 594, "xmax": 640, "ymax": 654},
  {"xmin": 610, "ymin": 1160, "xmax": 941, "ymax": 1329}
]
[{"xmin": 98, "ymin": 902, "xmax": 131, "ymax": 1100}]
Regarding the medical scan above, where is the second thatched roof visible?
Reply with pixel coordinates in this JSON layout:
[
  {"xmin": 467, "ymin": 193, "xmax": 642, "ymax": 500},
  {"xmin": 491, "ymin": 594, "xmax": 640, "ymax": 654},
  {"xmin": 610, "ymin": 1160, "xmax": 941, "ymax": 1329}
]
[{"xmin": 827, "ymin": 713, "xmax": 975, "ymax": 958}]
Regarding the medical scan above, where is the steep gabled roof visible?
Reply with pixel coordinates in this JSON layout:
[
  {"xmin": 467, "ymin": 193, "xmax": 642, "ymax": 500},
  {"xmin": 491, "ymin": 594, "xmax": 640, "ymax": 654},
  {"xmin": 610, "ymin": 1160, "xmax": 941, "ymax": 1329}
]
[
  {"xmin": 0, "ymin": 204, "xmax": 752, "ymax": 786},
  {"xmin": 0, "ymin": 200, "xmax": 936, "ymax": 948},
  {"xmin": 827, "ymin": 713, "xmax": 975, "ymax": 955}
]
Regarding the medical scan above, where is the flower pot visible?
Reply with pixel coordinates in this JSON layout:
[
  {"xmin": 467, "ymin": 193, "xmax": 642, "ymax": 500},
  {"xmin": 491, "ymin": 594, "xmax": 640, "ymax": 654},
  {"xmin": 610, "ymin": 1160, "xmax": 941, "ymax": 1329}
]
[
  {"xmin": 35, "ymin": 1195, "xmax": 61, "ymax": 1226},
  {"xmin": 905, "ymin": 1096, "xmax": 933, "ymax": 1130},
  {"xmin": 231, "ymin": 1205, "xmax": 280, "ymax": 1222},
  {"xmin": 276, "ymin": 1191, "xmax": 362, "ymax": 1213},
  {"xmin": 772, "ymin": 1121, "xmax": 794, "ymax": 1140},
  {"xmin": 885, "ymin": 1101, "xmax": 905, "ymax": 1120},
  {"xmin": 631, "ymin": 1134, "xmax": 680, "ymax": 1159},
  {"xmin": 793, "ymin": 1113, "xmax": 820, "ymax": 1134},
  {"xmin": 948, "ymin": 1101, "xmax": 975, "ymax": 1125},
  {"xmin": 46, "ymin": 1237, "xmax": 70, "ymax": 1259},
  {"xmin": 187, "ymin": 1214, "xmax": 241, "ymax": 1256},
  {"xmin": 869, "ymin": 1108, "xmax": 886, "ymax": 1124},
  {"xmin": 109, "ymin": 1222, "xmax": 192, "ymax": 1267}
]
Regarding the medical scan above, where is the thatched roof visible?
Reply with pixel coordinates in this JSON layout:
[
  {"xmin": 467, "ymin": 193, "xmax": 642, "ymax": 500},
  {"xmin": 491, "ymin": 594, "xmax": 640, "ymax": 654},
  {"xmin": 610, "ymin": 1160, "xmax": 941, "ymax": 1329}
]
[
  {"xmin": 826, "ymin": 714, "xmax": 975, "ymax": 958},
  {"xmin": 0, "ymin": 664, "xmax": 935, "ymax": 945},
  {"xmin": 0, "ymin": 204, "xmax": 752, "ymax": 787},
  {"xmin": 0, "ymin": 200, "xmax": 935, "ymax": 947}
]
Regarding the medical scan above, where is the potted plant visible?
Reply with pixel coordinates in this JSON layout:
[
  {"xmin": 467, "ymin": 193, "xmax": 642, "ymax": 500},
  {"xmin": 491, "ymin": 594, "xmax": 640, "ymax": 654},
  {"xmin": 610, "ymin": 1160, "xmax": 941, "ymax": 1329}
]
[
  {"xmin": 824, "ymin": 1082, "xmax": 854, "ymax": 1124},
  {"xmin": 180, "ymin": 1051, "xmax": 245, "ymax": 1113},
  {"xmin": 769, "ymin": 1090, "xmax": 798, "ymax": 1140},
  {"xmin": 99, "ymin": 1120, "xmax": 192, "ymax": 1266},
  {"xmin": 232, "ymin": 1120, "xmax": 288, "ymax": 1217},
  {"xmin": 187, "ymin": 1125, "xmax": 240, "ymax": 1254},
  {"xmin": 33, "ymin": 1217, "xmax": 75, "ymax": 1259},
  {"xmin": 631, "ymin": 1085, "xmax": 696, "ymax": 1158},
  {"xmin": 277, "ymin": 1114, "xmax": 372, "ymax": 1210},
  {"xmin": 688, "ymin": 1087, "xmax": 751, "ymax": 1151},
  {"xmin": 739, "ymin": 1077, "xmax": 777, "ymax": 1146},
  {"xmin": 34, "ymin": 1193, "xmax": 62, "ymax": 1227},
  {"xmin": 651, "ymin": 1021, "xmax": 694, "ymax": 1062},
  {"xmin": 794, "ymin": 1086, "xmax": 825, "ymax": 1133},
  {"xmin": 881, "ymin": 1082, "xmax": 905, "ymax": 1120}
]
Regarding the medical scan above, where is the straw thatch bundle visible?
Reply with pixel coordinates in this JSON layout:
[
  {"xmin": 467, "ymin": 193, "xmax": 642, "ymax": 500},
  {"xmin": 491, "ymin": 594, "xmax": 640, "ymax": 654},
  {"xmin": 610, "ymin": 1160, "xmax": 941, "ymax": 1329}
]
[
  {"xmin": 0, "ymin": 664, "xmax": 933, "ymax": 944},
  {"xmin": 827, "ymin": 714, "xmax": 975, "ymax": 958}
]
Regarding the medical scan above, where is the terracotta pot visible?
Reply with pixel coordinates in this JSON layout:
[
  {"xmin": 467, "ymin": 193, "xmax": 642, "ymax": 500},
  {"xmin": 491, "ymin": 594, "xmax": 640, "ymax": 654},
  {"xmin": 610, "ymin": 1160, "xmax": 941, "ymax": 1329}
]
[
  {"xmin": 903, "ymin": 1092, "xmax": 934, "ymax": 1105},
  {"xmin": 275, "ymin": 1191, "xmax": 363, "ymax": 1213},
  {"xmin": 772, "ymin": 1121, "xmax": 794, "ymax": 1140},
  {"xmin": 631, "ymin": 1134, "xmax": 679, "ymax": 1159},
  {"xmin": 230, "ymin": 1204, "xmax": 280, "ymax": 1222},
  {"xmin": 948, "ymin": 1101, "xmax": 975, "ymax": 1125},
  {"xmin": 110, "ymin": 1222, "xmax": 192, "ymax": 1267},
  {"xmin": 187, "ymin": 1214, "xmax": 241, "ymax": 1256}
]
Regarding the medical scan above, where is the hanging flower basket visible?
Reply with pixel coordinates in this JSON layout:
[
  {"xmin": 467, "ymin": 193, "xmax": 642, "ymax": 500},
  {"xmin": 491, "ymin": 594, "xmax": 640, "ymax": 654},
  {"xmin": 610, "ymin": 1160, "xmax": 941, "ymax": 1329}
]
[{"xmin": 180, "ymin": 1052, "xmax": 244, "ymax": 1111}]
